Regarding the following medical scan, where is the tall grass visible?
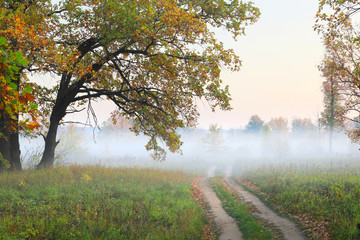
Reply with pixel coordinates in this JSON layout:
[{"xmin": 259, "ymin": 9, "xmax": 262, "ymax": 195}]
[
  {"xmin": 0, "ymin": 166, "xmax": 208, "ymax": 239},
  {"xmin": 243, "ymin": 165, "xmax": 360, "ymax": 239}
]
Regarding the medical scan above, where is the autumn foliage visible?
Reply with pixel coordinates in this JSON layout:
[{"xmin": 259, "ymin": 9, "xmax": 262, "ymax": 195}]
[
  {"xmin": 315, "ymin": 1, "xmax": 360, "ymax": 141},
  {"xmin": 0, "ymin": 0, "xmax": 260, "ymax": 167},
  {"xmin": 0, "ymin": 38, "xmax": 29, "ymax": 132}
]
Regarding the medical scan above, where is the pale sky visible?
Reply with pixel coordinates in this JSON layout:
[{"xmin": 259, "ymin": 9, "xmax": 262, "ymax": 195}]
[
  {"xmin": 63, "ymin": 0, "xmax": 325, "ymax": 129},
  {"xmin": 197, "ymin": 0, "xmax": 325, "ymax": 129}
]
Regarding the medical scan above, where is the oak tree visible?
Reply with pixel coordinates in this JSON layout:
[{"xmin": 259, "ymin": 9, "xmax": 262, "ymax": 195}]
[{"xmin": 35, "ymin": 0, "xmax": 260, "ymax": 167}]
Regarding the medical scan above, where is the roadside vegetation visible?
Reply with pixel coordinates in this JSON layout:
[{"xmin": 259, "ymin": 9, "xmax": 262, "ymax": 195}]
[
  {"xmin": 0, "ymin": 166, "xmax": 209, "ymax": 239},
  {"xmin": 242, "ymin": 165, "xmax": 360, "ymax": 239},
  {"xmin": 209, "ymin": 176, "xmax": 276, "ymax": 239}
]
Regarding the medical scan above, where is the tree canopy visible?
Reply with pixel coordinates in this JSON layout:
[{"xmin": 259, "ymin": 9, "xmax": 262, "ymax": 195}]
[
  {"xmin": 3, "ymin": 0, "xmax": 260, "ymax": 167},
  {"xmin": 318, "ymin": 56, "xmax": 345, "ymax": 132},
  {"xmin": 0, "ymin": 37, "xmax": 32, "ymax": 132},
  {"xmin": 291, "ymin": 118, "xmax": 316, "ymax": 135},
  {"xmin": 268, "ymin": 117, "xmax": 288, "ymax": 134},
  {"xmin": 315, "ymin": 0, "xmax": 360, "ymax": 141},
  {"xmin": 244, "ymin": 114, "xmax": 264, "ymax": 134}
]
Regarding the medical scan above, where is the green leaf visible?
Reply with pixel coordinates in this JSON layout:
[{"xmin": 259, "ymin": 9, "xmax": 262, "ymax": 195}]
[
  {"xmin": 10, "ymin": 99, "xmax": 18, "ymax": 105},
  {"xmin": 9, "ymin": 82, "xmax": 17, "ymax": 90},
  {"xmin": 15, "ymin": 51, "xmax": 28, "ymax": 66},
  {"xmin": 29, "ymin": 103, "xmax": 38, "ymax": 110},
  {"xmin": 0, "ymin": 36, "xmax": 6, "ymax": 46},
  {"xmin": 15, "ymin": 51, "xmax": 23, "ymax": 60},
  {"xmin": 10, "ymin": 65, "xmax": 19, "ymax": 73},
  {"xmin": 23, "ymin": 85, "xmax": 33, "ymax": 94}
]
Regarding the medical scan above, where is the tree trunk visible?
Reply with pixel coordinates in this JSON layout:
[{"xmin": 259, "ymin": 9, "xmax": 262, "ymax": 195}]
[
  {"xmin": 37, "ymin": 117, "xmax": 61, "ymax": 168},
  {"xmin": 9, "ymin": 129, "xmax": 21, "ymax": 170},
  {"xmin": 9, "ymin": 75, "xmax": 22, "ymax": 171},
  {"xmin": 37, "ymin": 87, "xmax": 71, "ymax": 168},
  {"xmin": 0, "ymin": 114, "xmax": 22, "ymax": 171},
  {"xmin": 0, "ymin": 115, "xmax": 11, "ymax": 171},
  {"xmin": 329, "ymin": 127, "xmax": 333, "ymax": 170},
  {"xmin": 329, "ymin": 128, "xmax": 333, "ymax": 153},
  {"xmin": 37, "ymin": 72, "xmax": 84, "ymax": 168}
]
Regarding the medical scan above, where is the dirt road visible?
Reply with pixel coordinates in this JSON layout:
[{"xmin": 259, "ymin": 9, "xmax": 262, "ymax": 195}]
[
  {"xmin": 199, "ymin": 166, "xmax": 306, "ymax": 240},
  {"xmin": 200, "ymin": 166, "xmax": 243, "ymax": 240}
]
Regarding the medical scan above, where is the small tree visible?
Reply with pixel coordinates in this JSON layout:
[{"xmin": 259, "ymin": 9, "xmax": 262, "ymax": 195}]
[
  {"xmin": 319, "ymin": 59, "xmax": 345, "ymax": 151},
  {"xmin": 268, "ymin": 117, "xmax": 288, "ymax": 133},
  {"xmin": 101, "ymin": 111, "xmax": 133, "ymax": 135},
  {"xmin": 201, "ymin": 124, "xmax": 226, "ymax": 155},
  {"xmin": 244, "ymin": 114, "xmax": 264, "ymax": 134},
  {"xmin": 268, "ymin": 117, "xmax": 289, "ymax": 160},
  {"xmin": 291, "ymin": 118, "xmax": 316, "ymax": 136}
]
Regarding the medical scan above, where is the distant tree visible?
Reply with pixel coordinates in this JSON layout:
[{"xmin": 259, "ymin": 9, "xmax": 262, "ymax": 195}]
[
  {"xmin": 201, "ymin": 124, "xmax": 225, "ymax": 155},
  {"xmin": 56, "ymin": 124, "xmax": 88, "ymax": 165},
  {"xmin": 245, "ymin": 115, "xmax": 264, "ymax": 134},
  {"xmin": 261, "ymin": 124, "xmax": 271, "ymax": 136},
  {"xmin": 268, "ymin": 117, "xmax": 289, "ymax": 159},
  {"xmin": 101, "ymin": 111, "xmax": 133, "ymax": 134},
  {"xmin": 260, "ymin": 123, "xmax": 271, "ymax": 158},
  {"xmin": 291, "ymin": 118, "xmax": 316, "ymax": 136},
  {"xmin": 268, "ymin": 117, "xmax": 288, "ymax": 133}
]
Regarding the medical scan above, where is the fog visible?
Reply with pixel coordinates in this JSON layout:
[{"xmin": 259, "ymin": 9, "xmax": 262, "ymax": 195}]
[{"xmin": 20, "ymin": 126, "xmax": 360, "ymax": 174}]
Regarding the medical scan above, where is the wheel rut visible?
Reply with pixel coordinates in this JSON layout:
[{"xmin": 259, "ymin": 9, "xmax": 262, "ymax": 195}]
[
  {"xmin": 199, "ymin": 165, "xmax": 306, "ymax": 240},
  {"xmin": 224, "ymin": 166, "xmax": 306, "ymax": 240},
  {"xmin": 199, "ymin": 166, "xmax": 243, "ymax": 240}
]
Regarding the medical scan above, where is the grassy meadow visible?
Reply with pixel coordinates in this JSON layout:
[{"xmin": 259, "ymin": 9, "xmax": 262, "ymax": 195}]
[
  {"xmin": 241, "ymin": 163, "xmax": 360, "ymax": 239},
  {"xmin": 0, "ymin": 166, "xmax": 210, "ymax": 239}
]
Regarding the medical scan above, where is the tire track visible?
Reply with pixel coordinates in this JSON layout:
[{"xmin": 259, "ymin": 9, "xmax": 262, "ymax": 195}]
[
  {"xmin": 200, "ymin": 166, "xmax": 243, "ymax": 240},
  {"xmin": 224, "ymin": 166, "xmax": 306, "ymax": 240}
]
